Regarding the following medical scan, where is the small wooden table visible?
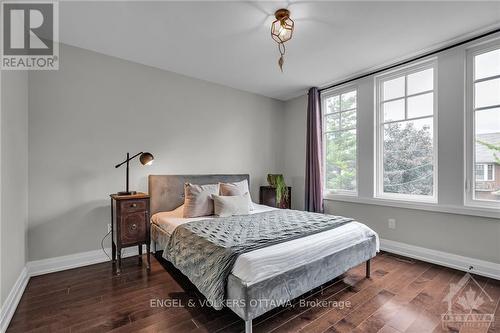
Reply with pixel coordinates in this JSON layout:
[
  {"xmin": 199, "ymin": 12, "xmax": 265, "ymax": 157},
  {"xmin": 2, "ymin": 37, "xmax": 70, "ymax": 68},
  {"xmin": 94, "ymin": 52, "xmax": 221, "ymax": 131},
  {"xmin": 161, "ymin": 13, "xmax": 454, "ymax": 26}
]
[
  {"xmin": 259, "ymin": 186, "xmax": 292, "ymax": 209},
  {"xmin": 110, "ymin": 192, "xmax": 150, "ymax": 273}
]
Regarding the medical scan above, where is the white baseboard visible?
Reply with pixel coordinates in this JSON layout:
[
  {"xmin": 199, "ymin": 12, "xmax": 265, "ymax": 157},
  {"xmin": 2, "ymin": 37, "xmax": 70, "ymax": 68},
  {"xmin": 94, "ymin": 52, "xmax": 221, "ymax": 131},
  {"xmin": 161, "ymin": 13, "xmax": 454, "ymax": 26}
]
[
  {"xmin": 380, "ymin": 238, "xmax": 500, "ymax": 280},
  {"xmin": 0, "ymin": 267, "xmax": 29, "ymax": 333},
  {"xmin": 27, "ymin": 245, "xmax": 149, "ymax": 276},
  {"xmin": 1, "ymin": 246, "xmax": 150, "ymax": 332}
]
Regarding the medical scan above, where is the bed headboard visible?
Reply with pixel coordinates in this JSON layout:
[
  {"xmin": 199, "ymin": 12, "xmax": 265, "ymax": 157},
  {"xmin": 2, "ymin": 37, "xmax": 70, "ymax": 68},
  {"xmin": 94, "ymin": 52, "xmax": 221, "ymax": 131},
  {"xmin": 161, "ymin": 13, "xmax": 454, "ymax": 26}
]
[{"xmin": 148, "ymin": 174, "xmax": 250, "ymax": 215}]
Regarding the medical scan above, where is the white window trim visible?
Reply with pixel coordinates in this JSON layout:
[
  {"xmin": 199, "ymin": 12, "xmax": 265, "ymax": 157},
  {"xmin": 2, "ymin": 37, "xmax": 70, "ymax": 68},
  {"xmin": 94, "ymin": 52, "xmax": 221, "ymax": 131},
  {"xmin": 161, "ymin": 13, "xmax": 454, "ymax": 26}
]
[
  {"xmin": 374, "ymin": 58, "xmax": 439, "ymax": 204},
  {"xmin": 321, "ymin": 84, "xmax": 359, "ymax": 197},
  {"xmin": 323, "ymin": 196, "xmax": 500, "ymax": 219},
  {"xmin": 465, "ymin": 40, "xmax": 500, "ymax": 210}
]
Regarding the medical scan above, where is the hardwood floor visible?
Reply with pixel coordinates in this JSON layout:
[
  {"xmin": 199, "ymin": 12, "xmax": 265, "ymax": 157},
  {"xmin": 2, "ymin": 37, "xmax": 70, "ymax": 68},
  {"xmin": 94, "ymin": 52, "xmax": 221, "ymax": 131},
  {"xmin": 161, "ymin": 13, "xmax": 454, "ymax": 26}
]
[{"xmin": 7, "ymin": 252, "xmax": 500, "ymax": 333}]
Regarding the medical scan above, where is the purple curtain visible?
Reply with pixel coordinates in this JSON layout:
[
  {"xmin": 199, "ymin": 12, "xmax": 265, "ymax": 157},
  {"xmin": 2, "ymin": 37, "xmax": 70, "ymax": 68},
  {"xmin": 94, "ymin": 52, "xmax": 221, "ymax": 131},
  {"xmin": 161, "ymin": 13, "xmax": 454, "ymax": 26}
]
[{"xmin": 305, "ymin": 87, "xmax": 323, "ymax": 213}]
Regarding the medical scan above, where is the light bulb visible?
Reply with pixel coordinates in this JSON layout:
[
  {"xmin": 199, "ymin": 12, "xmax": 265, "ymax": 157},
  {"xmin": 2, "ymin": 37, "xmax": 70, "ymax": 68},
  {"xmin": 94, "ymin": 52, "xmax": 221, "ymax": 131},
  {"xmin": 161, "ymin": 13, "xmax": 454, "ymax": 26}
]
[{"xmin": 278, "ymin": 21, "xmax": 287, "ymax": 38}]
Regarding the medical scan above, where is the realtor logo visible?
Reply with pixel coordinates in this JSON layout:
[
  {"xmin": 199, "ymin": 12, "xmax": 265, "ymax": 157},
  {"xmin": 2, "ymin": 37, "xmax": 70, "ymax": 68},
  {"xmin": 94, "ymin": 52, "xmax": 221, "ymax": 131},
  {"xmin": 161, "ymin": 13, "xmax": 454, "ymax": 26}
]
[
  {"xmin": 441, "ymin": 273, "xmax": 495, "ymax": 331},
  {"xmin": 1, "ymin": 1, "xmax": 59, "ymax": 70}
]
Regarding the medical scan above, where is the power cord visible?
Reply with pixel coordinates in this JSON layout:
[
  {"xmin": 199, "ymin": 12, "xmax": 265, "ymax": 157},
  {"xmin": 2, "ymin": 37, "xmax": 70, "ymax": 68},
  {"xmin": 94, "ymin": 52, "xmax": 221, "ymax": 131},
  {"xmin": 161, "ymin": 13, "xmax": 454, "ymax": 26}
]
[{"xmin": 101, "ymin": 229, "xmax": 112, "ymax": 261}]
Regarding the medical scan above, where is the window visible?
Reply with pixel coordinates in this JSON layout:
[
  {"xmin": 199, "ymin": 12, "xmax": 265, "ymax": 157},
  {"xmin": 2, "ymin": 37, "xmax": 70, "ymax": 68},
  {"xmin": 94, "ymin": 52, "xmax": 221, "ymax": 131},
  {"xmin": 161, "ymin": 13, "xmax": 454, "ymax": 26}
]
[
  {"xmin": 375, "ymin": 61, "xmax": 437, "ymax": 202},
  {"xmin": 466, "ymin": 44, "xmax": 500, "ymax": 207},
  {"xmin": 475, "ymin": 164, "xmax": 495, "ymax": 181},
  {"xmin": 322, "ymin": 87, "xmax": 357, "ymax": 195}
]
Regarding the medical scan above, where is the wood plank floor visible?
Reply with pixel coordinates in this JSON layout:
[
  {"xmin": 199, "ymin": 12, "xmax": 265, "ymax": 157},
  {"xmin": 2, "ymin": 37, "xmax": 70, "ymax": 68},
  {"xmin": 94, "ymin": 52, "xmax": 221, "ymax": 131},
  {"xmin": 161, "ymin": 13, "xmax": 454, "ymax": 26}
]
[{"xmin": 7, "ymin": 252, "xmax": 500, "ymax": 333}]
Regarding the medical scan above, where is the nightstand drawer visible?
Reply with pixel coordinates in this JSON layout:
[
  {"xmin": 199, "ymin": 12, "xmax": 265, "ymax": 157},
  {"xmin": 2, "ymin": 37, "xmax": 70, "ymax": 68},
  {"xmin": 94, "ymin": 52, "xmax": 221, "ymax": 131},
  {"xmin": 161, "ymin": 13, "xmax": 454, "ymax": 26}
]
[
  {"xmin": 120, "ymin": 212, "xmax": 147, "ymax": 244},
  {"xmin": 120, "ymin": 200, "xmax": 146, "ymax": 213}
]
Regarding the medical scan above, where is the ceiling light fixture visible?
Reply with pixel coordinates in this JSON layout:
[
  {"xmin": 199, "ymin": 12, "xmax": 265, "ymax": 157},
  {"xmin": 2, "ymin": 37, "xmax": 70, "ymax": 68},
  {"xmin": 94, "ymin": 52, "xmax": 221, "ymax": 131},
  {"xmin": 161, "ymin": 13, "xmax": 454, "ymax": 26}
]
[{"xmin": 271, "ymin": 8, "xmax": 294, "ymax": 72}]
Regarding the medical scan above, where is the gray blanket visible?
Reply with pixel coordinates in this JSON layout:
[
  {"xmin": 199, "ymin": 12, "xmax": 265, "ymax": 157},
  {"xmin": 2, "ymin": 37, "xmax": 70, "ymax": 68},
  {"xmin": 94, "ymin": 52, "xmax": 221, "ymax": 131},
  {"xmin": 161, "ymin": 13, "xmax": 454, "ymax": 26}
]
[{"xmin": 162, "ymin": 209, "xmax": 353, "ymax": 309}]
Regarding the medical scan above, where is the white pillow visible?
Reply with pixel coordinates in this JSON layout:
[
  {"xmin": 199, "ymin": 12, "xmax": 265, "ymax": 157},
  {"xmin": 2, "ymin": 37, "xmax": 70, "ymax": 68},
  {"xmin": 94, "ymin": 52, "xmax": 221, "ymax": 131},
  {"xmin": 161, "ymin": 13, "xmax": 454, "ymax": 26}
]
[
  {"xmin": 219, "ymin": 180, "xmax": 254, "ymax": 210},
  {"xmin": 183, "ymin": 183, "xmax": 219, "ymax": 218},
  {"xmin": 213, "ymin": 193, "xmax": 250, "ymax": 217}
]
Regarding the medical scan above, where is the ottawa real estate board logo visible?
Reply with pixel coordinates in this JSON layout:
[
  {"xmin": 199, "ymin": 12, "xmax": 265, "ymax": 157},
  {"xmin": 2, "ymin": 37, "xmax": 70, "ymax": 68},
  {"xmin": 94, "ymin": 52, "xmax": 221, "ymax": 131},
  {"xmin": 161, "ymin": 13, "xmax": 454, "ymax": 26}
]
[
  {"xmin": 441, "ymin": 273, "xmax": 495, "ymax": 330},
  {"xmin": 1, "ymin": 1, "xmax": 59, "ymax": 70}
]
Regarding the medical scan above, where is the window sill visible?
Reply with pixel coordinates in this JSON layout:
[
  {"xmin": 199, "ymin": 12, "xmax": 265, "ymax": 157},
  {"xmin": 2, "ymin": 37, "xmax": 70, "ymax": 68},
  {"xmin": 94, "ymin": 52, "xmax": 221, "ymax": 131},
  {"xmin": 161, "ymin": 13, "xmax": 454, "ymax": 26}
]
[
  {"xmin": 324, "ymin": 191, "xmax": 357, "ymax": 197},
  {"xmin": 375, "ymin": 193, "xmax": 437, "ymax": 204},
  {"xmin": 323, "ymin": 195, "xmax": 500, "ymax": 219}
]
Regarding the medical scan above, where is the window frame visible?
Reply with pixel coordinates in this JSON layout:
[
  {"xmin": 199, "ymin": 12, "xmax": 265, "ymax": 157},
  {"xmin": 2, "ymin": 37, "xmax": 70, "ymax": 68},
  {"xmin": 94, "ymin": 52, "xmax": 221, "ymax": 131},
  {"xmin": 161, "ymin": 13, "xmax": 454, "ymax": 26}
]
[
  {"xmin": 374, "ymin": 59, "xmax": 438, "ymax": 203},
  {"xmin": 465, "ymin": 40, "xmax": 500, "ymax": 209},
  {"xmin": 321, "ymin": 84, "xmax": 359, "ymax": 197}
]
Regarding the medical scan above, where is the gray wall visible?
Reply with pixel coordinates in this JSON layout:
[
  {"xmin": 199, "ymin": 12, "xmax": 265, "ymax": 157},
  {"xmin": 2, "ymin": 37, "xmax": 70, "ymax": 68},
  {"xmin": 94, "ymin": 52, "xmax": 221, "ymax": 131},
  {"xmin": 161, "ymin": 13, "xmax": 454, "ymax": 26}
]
[
  {"xmin": 324, "ymin": 201, "xmax": 500, "ymax": 263},
  {"xmin": 282, "ymin": 95, "xmax": 307, "ymax": 211},
  {"xmin": 10, "ymin": 35, "xmax": 500, "ymax": 269},
  {"xmin": 1, "ymin": 71, "xmax": 29, "ymax": 304},
  {"xmin": 28, "ymin": 44, "xmax": 284, "ymax": 261},
  {"xmin": 282, "ymin": 42, "xmax": 500, "ymax": 263}
]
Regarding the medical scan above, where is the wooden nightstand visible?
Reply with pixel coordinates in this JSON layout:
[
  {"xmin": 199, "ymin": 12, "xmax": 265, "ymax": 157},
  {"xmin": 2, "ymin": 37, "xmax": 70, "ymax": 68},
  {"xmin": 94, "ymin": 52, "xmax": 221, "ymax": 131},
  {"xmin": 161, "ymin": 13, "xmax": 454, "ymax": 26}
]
[
  {"xmin": 259, "ymin": 186, "xmax": 292, "ymax": 209},
  {"xmin": 110, "ymin": 192, "xmax": 150, "ymax": 273}
]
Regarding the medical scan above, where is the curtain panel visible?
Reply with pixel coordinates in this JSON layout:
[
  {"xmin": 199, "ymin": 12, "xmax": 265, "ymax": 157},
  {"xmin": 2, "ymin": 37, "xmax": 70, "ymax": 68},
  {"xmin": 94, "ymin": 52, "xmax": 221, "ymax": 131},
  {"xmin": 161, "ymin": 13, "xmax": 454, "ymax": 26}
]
[{"xmin": 305, "ymin": 87, "xmax": 323, "ymax": 213}]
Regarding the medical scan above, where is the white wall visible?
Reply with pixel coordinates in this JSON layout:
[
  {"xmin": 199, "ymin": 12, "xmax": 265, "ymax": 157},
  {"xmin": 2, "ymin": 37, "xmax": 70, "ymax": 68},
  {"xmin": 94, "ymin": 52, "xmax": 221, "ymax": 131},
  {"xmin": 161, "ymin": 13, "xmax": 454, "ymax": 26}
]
[
  {"xmin": 282, "ymin": 38, "xmax": 500, "ymax": 264},
  {"xmin": 1, "ymin": 71, "xmax": 29, "ymax": 304},
  {"xmin": 28, "ymin": 44, "xmax": 284, "ymax": 261}
]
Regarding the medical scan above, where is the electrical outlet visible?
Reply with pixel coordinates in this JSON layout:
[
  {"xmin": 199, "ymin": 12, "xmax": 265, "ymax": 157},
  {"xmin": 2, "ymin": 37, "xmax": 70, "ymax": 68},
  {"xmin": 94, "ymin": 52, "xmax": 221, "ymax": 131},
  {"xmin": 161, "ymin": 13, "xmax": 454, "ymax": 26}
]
[
  {"xmin": 388, "ymin": 218, "xmax": 396, "ymax": 229},
  {"xmin": 107, "ymin": 224, "xmax": 112, "ymax": 233}
]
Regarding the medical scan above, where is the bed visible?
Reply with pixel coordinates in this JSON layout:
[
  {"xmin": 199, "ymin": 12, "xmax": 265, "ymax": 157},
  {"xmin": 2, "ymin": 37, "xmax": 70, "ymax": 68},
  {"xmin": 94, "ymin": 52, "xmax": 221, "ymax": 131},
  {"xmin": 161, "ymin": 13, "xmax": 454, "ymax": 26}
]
[{"xmin": 148, "ymin": 174, "xmax": 379, "ymax": 333}]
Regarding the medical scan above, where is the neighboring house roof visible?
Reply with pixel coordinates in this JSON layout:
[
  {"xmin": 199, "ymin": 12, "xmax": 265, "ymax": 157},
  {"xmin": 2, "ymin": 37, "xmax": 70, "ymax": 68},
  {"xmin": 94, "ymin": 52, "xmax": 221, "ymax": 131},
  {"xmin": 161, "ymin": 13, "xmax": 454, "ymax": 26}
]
[{"xmin": 476, "ymin": 132, "xmax": 500, "ymax": 163}]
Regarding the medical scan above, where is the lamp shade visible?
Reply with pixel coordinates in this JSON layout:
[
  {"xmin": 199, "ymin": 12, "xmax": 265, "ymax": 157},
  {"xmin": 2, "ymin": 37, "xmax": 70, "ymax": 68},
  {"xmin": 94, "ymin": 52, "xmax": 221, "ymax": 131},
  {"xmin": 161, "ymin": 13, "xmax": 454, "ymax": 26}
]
[
  {"xmin": 139, "ymin": 152, "xmax": 154, "ymax": 165},
  {"xmin": 271, "ymin": 9, "xmax": 294, "ymax": 44}
]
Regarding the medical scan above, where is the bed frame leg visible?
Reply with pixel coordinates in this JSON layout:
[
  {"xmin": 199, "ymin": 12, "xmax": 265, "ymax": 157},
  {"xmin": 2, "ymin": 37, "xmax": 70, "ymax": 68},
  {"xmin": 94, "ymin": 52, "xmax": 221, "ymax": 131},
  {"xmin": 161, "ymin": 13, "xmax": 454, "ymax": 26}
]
[
  {"xmin": 245, "ymin": 320, "xmax": 252, "ymax": 333},
  {"xmin": 366, "ymin": 259, "xmax": 371, "ymax": 278}
]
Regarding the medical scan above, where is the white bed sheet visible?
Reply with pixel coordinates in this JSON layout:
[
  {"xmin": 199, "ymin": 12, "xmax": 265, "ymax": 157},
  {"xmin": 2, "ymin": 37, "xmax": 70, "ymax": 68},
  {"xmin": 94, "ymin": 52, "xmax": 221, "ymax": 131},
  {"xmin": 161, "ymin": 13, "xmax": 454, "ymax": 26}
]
[{"xmin": 151, "ymin": 204, "xmax": 379, "ymax": 285}]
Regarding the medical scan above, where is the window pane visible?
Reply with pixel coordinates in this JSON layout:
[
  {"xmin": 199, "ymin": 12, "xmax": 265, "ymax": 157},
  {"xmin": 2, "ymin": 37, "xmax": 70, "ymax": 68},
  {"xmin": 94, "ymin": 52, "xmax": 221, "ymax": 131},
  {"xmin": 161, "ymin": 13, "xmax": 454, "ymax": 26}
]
[
  {"xmin": 476, "ymin": 108, "xmax": 500, "ymax": 135},
  {"xmin": 383, "ymin": 99, "xmax": 405, "ymax": 122},
  {"xmin": 341, "ymin": 110, "xmax": 356, "ymax": 129},
  {"xmin": 474, "ymin": 107, "xmax": 500, "ymax": 201},
  {"xmin": 475, "ymin": 78, "xmax": 500, "ymax": 108},
  {"xmin": 383, "ymin": 76, "xmax": 405, "ymax": 101},
  {"xmin": 407, "ymin": 68, "xmax": 433, "ymax": 95},
  {"xmin": 325, "ymin": 113, "xmax": 340, "ymax": 132},
  {"xmin": 325, "ymin": 95, "xmax": 340, "ymax": 114},
  {"xmin": 383, "ymin": 118, "xmax": 434, "ymax": 196},
  {"xmin": 341, "ymin": 91, "xmax": 356, "ymax": 110},
  {"xmin": 487, "ymin": 165, "xmax": 494, "ymax": 181},
  {"xmin": 475, "ymin": 48, "xmax": 500, "ymax": 80},
  {"xmin": 407, "ymin": 92, "xmax": 433, "ymax": 119},
  {"xmin": 325, "ymin": 130, "xmax": 357, "ymax": 192},
  {"xmin": 475, "ymin": 164, "xmax": 485, "ymax": 181}
]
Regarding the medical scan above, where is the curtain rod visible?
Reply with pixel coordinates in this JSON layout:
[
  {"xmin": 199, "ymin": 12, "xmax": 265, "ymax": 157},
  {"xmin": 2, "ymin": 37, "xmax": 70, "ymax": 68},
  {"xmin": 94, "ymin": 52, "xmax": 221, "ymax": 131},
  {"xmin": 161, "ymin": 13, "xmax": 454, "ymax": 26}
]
[{"xmin": 319, "ymin": 28, "xmax": 500, "ymax": 93}]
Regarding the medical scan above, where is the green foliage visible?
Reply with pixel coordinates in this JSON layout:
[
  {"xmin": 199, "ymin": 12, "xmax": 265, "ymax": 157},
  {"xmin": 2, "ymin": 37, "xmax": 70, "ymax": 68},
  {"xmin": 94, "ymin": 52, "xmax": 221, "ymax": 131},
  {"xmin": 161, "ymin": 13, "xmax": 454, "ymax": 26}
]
[
  {"xmin": 324, "ymin": 93, "xmax": 357, "ymax": 192},
  {"xmin": 325, "ymin": 130, "xmax": 356, "ymax": 191},
  {"xmin": 267, "ymin": 174, "xmax": 288, "ymax": 208},
  {"xmin": 325, "ymin": 120, "xmax": 434, "ymax": 195},
  {"xmin": 477, "ymin": 140, "xmax": 500, "ymax": 164},
  {"xmin": 383, "ymin": 122, "xmax": 433, "ymax": 195}
]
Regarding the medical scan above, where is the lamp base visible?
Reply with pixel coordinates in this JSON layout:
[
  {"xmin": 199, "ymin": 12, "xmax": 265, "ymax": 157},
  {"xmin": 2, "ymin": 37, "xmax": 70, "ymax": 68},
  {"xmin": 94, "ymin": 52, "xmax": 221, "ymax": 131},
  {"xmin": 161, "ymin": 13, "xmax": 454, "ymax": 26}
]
[{"xmin": 117, "ymin": 191, "xmax": 137, "ymax": 196}]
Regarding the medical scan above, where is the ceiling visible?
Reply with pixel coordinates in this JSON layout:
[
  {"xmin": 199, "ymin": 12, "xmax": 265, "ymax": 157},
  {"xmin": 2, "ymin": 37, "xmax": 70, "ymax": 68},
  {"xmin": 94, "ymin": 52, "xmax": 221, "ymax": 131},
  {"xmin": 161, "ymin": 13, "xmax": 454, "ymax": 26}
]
[{"xmin": 59, "ymin": 1, "xmax": 500, "ymax": 101}]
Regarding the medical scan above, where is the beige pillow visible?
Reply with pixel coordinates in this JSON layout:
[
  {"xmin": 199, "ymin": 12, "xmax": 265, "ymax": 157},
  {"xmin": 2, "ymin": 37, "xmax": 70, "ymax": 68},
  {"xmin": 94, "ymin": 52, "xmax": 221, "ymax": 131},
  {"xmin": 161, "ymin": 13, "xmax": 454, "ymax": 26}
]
[
  {"xmin": 213, "ymin": 193, "xmax": 250, "ymax": 217},
  {"xmin": 183, "ymin": 183, "xmax": 219, "ymax": 218},
  {"xmin": 219, "ymin": 180, "xmax": 254, "ymax": 210}
]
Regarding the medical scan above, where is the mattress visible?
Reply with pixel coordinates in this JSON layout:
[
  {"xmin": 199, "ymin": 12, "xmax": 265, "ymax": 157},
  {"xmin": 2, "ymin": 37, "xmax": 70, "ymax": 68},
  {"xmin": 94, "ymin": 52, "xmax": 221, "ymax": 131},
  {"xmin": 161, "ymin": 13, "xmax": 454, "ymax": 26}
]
[{"xmin": 151, "ymin": 204, "xmax": 379, "ymax": 285}]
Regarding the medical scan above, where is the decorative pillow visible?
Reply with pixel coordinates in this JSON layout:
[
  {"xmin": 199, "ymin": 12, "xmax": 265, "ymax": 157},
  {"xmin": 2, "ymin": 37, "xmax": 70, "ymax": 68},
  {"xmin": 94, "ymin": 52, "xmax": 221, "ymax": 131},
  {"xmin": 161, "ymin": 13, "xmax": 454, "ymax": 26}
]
[
  {"xmin": 213, "ymin": 193, "xmax": 250, "ymax": 217},
  {"xmin": 219, "ymin": 180, "xmax": 254, "ymax": 210},
  {"xmin": 183, "ymin": 183, "xmax": 219, "ymax": 218}
]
